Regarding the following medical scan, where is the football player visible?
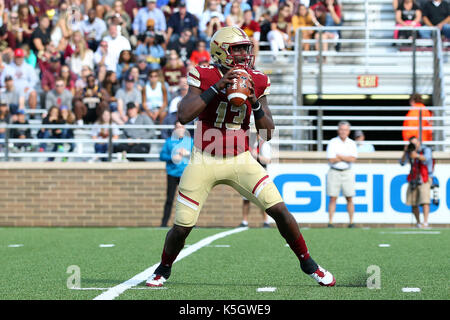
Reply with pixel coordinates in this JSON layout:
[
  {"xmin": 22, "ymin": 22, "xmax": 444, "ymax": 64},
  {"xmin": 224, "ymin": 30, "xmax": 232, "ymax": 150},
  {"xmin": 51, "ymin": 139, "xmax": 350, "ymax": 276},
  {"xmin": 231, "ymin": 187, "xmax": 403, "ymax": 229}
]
[{"xmin": 146, "ymin": 26, "xmax": 335, "ymax": 287}]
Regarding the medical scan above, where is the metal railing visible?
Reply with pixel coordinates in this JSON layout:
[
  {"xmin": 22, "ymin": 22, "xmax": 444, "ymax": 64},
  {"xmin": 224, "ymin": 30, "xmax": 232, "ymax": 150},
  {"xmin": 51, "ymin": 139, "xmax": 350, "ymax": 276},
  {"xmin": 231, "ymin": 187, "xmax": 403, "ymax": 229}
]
[{"xmin": 1, "ymin": 104, "xmax": 448, "ymax": 161}]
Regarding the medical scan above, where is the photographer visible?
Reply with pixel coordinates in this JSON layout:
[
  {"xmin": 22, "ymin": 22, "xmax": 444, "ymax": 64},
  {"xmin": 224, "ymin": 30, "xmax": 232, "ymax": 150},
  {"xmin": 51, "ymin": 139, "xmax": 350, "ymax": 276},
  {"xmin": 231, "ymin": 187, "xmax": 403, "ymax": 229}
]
[{"xmin": 400, "ymin": 136, "xmax": 434, "ymax": 228}]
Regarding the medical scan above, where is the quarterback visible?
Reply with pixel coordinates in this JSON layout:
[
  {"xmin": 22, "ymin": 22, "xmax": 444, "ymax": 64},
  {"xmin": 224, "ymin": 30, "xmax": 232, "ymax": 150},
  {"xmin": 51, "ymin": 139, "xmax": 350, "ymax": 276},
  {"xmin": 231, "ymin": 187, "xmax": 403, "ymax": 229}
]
[{"xmin": 146, "ymin": 26, "xmax": 335, "ymax": 287}]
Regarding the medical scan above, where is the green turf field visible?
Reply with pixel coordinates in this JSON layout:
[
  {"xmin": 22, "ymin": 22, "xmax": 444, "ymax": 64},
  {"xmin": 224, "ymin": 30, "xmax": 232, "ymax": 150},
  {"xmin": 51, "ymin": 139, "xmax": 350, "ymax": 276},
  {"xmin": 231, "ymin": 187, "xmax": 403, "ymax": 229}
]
[{"xmin": 0, "ymin": 227, "xmax": 448, "ymax": 300}]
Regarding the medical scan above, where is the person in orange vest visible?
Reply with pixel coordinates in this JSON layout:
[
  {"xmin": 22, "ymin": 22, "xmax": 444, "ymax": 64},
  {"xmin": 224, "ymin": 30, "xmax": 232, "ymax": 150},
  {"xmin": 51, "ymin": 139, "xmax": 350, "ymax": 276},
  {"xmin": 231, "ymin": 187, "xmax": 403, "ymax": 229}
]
[{"xmin": 402, "ymin": 94, "xmax": 433, "ymax": 142}]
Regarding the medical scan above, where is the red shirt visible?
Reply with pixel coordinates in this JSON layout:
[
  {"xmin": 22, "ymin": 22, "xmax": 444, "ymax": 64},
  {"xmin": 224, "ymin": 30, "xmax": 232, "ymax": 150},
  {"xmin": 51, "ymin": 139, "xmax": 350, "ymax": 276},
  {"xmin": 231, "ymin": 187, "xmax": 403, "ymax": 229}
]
[
  {"xmin": 190, "ymin": 50, "xmax": 211, "ymax": 66},
  {"xmin": 187, "ymin": 64, "xmax": 270, "ymax": 156},
  {"xmin": 162, "ymin": 65, "xmax": 187, "ymax": 87},
  {"xmin": 241, "ymin": 20, "xmax": 261, "ymax": 38},
  {"xmin": 310, "ymin": 2, "xmax": 342, "ymax": 19}
]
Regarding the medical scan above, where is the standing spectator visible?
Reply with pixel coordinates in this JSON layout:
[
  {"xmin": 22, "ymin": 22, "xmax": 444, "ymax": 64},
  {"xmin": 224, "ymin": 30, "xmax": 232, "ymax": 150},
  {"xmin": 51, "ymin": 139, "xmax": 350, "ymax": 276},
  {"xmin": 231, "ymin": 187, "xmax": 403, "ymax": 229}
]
[
  {"xmin": 1, "ymin": 48, "xmax": 38, "ymax": 110},
  {"xmin": 199, "ymin": 0, "xmax": 224, "ymax": 40},
  {"xmin": 143, "ymin": 69, "xmax": 168, "ymax": 124},
  {"xmin": 91, "ymin": 109, "xmax": 119, "ymax": 161},
  {"xmin": 419, "ymin": 0, "xmax": 450, "ymax": 40},
  {"xmin": 30, "ymin": 15, "xmax": 51, "ymax": 56},
  {"xmin": 45, "ymin": 77, "xmax": 73, "ymax": 110},
  {"xmin": 159, "ymin": 121, "xmax": 193, "ymax": 227},
  {"xmin": 394, "ymin": 0, "xmax": 422, "ymax": 39},
  {"xmin": 116, "ymin": 50, "xmax": 136, "ymax": 83},
  {"xmin": 113, "ymin": 103, "xmax": 155, "ymax": 161},
  {"xmin": 113, "ymin": 75, "xmax": 143, "ymax": 124},
  {"xmin": 267, "ymin": 3, "xmax": 293, "ymax": 52},
  {"xmin": 10, "ymin": 109, "xmax": 31, "ymax": 151},
  {"xmin": 189, "ymin": 40, "xmax": 211, "ymax": 66},
  {"xmin": 402, "ymin": 93, "xmax": 433, "ymax": 142},
  {"xmin": 161, "ymin": 76, "xmax": 188, "ymax": 139},
  {"xmin": 80, "ymin": 8, "xmax": 108, "ymax": 52},
  {"xmin": 167, "ymin": 28, "xmax": 195, "ymax": 64},
  {"xmin": 166, "ymin": 0, "xmax": 198, "ymax": 44},
  {"xmin": 326, "ymin": 121, "xmax": 358, "ymax": 228},
  {"xmin": 400, "ymin": 136, "xmax": 434, "ymax": 228},
  {"xmin": 135, "ymin": 31, "xmax": 165, "ymax": 70},
  {"xmin": 240, "ymin": 134, "xmax": 272, "ymax": 228},
  {"xmin": 133, "ymin": 0, "xmax": 167, "ymax": 36},
  {"xmin": 354, "ymin": 130, "xmax": 375, "ymax": 153},
  {"xmin": 292, "ymin": 4, "xmax": 315, "ymax": 51},
  {"xmin": 0, "ymin": 75, "xmax": 25, "ymax": 116},
  {"xmin": 241, "ymin": 9, "xmax": 261, "ymax": 58}
]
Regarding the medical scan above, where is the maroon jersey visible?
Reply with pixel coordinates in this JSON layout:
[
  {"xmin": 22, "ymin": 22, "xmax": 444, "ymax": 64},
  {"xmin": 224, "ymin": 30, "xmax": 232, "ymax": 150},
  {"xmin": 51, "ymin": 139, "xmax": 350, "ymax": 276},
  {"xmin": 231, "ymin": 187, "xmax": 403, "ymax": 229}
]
[{"xmin": 187, "ymin": 64, "xmax": 270, "ymax": 156}]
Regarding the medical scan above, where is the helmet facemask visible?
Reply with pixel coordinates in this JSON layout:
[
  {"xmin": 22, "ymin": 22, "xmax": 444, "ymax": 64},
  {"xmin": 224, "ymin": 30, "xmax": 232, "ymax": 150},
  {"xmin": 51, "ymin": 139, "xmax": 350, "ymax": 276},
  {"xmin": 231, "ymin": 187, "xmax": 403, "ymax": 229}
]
[{"xmin": 219, "ymin": 42, "xmax": 255, "ymax": 69}]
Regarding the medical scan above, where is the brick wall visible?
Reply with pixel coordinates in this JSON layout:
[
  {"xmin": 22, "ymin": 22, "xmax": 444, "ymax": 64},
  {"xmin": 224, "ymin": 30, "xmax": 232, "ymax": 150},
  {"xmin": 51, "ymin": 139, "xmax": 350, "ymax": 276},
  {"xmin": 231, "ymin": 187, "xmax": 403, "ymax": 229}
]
[{"xmin": 1, "ymin": 152, "xmax": 449, "ymax": 227}]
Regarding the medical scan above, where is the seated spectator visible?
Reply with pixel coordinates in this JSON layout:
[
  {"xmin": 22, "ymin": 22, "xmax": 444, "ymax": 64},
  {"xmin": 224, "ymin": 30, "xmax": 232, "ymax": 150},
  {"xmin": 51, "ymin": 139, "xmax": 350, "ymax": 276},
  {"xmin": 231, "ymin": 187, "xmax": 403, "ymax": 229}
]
[
  {"xmin": 17, "ymin": 3, "xmax": 36, "ymax": 46},
  {"xmin": 41, "ymin": 52, "xmax": 63, "ymax": 92},
  {"xmin": 166, "ymin": 1, "xmax": 199, "ymax": 45},
  {"xmin": 189, "ymin": 40, "xmax": 211, "ymax": 66},
  {"xmin": 224, "ymin": 0, "xmax": 251, "ymax": 17},
  {"xmin": 162, "ymin": 50, "xmax": 187, "ymax": 98},
  {"xmin": 59, "ymin": 105, "xmax": 76, "ymax": 153},
  {"xmin": 60, "ymin": 65, "xmax": 77, "ymax": 96},
  {"xmin": 96, "ymin": 0, "xmax": 115, "ymax": 19},
  {"xmin": 80, "ymin": 8, "xmax": 107, "ymax": 52},
  {"xmin": 7, "ymin": 10, "xmax": 25, "ymax": 48},
  {"xmin": 167, "ymin": 28, "xmax": 195, "ymax": 65},
  {"xmin": 91, "ymin": 109, "xmax": 119, "ymax": 161},
  {"xmin": 402, "ymin": 93, "xmax": 433, "ymax": 142},
  {"xmin": 257, "ymin": 10, "xmax": 273, "ymax": 47},
  {"xmin": 45, "ymin": 77, "xmax": 74, "ymax": 110},
  {"xmin": 310, "ymin": 1, "xmax": 342, "ymax": 59},
  {"xmin": 394, "ymin": 0, "xmax": 422, "ymax": 40},
  {"xmin": 135, "ymin": 59, "xmax": 153, "ymax": 89},
  {"xmin": 292, "ymin": 4, "xmax": 315, "ymax": 51},
  {"xmin": 68, "ymin": 31, "xmax": 95, "ymax": 77},
  {"xmin": 30, "ymin": 15, "xmax": 51, "ymax": 56},
  {"xmin": 267, "ymin": 3, "xmax": 293, "ymax": 52},
  {"xmin": 199, "ymin": 0, "xmax": 225, "ymax": 41},
  {"xmin": 93, "ymin": 40, "xmax": 110, "ymax": 71},
  {"xmin": 419, "ymin": 0, "xmax": 450, "ymax": 40},
  {"xmin": 143, "ymin": 69, "xmax": 168, "ymax": 124},
  {"xmin": 205, "ymin": 12, "xmax": 225, "ymax": 43},
  {"xmin": 21, "ymin": 44, "xmax": 37, "ymax": 68},
  {"xmin": 113, "ymin": 103, "xmax": 155, "ymax": 161},
  {"xmin": 225, "ymin": 0, "xmax": 245, "ymax": 27},
  {"xmin": 104, "ymin": 1, "xmax": 133, "ymax": 38},
  {"xmin": 0, "ymin": 102, "xmax": 10, "ymax": 151},
  {"xmin": 140, "ymin": 18, "xmax": 166, "ymax": 47},
  {"xmin": 11, "ymin": 109, "xmax": 31, "ymax": 151},
  {"xmin": 113, "ymin": 75, "xmax": 143, "ymax": 125},
  {"xmin": 116, "ymin": 50, "xmax": 136, "ymax": 83},
  {"xmin": 1, "ymin": 48, "xmax": 38, "ymax": 110},
  {"xmin": 135, "ymin": 31, "xmax": 165, "ymax": 70},
  {"xmin": 133, "ymin": 0, "xmax": 167, "ymax": 37},
  {"xmin": 0, "ymin": 76, "xmax": 25, "ymax": 118},
  {"xmin": 75, "ymin": 66, "xmax": 94, "ymax": 93},
  {"xmin": 79, "ymin": 74, "xmax": 107, "ymax": 124},
  {"xmin": 354, "ymin": 130, "xmax": 375, "ymax": 153},
  {"xmin": 97, "ymin": 24, "xmax": 131, "ymax": 72},
  {"xmin": 241, "ymin": 9, "xmax": 261, "ymax": 57},
  {"xmin": 161, "ymin": 77, "xmax": 188, "ymax": 140},
  {"xmin": 102, "ymin": 71, "xmax": 120, "ymax": 112},
  {"xmin": 50, "ymin": 10, "xmax": 73, "ymax": 52}
]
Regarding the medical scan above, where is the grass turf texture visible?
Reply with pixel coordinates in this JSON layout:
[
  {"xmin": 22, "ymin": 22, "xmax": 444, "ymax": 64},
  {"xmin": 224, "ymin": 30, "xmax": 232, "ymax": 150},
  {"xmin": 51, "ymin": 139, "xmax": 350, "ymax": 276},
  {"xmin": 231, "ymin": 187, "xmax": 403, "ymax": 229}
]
[{"xmin": 0, "ymin": 227, "xmax": 448, "ymax": 300}]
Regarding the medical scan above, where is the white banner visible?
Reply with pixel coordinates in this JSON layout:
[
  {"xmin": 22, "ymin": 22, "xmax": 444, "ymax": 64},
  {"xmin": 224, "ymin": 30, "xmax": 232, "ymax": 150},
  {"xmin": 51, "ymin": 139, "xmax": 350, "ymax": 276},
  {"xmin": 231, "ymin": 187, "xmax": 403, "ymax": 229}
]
[{"xmin": 267, "ymin": 163, "xmax": 450, "ymax": 224}]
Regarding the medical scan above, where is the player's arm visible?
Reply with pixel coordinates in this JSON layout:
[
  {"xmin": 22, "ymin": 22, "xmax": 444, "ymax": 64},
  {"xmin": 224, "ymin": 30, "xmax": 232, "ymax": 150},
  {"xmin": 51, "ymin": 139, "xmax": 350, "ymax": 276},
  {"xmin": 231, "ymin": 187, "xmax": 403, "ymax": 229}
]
[
  {"xmin": 178, "ymin": 68, "xmax": 238, "ymax": 124},
  {"xmin": 248, "ymin": 79, "xmax": 275, "ymax": 141}
]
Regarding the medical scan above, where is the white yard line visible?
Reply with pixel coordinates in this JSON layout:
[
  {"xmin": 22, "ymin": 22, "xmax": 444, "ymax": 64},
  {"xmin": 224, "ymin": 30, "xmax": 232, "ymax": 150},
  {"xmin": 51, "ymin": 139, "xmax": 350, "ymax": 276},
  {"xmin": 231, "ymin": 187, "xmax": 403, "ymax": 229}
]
[
  {"xmin": 93, "ymin": 227, "xmax": 248, "ymax": 300},
  {"xmin": 380, "ymin": 231, "xmax": 441, "ymax": 235}
]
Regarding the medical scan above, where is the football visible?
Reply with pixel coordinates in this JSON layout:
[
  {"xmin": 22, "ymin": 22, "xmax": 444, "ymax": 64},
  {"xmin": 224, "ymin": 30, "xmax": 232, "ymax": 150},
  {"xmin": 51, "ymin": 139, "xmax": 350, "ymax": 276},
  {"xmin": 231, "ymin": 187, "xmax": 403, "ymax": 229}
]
[{"xmin": 226, "ymin": 69, "xmax": 251, "ymax": 106}]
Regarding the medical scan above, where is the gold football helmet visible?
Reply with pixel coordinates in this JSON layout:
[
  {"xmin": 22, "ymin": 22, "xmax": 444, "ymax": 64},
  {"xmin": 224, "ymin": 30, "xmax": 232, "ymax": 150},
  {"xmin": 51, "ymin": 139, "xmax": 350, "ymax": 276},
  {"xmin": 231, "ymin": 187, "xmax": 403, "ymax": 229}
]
[{"xmin": 210, "ymin": 26, "xmax": 254, "ymax": 69}]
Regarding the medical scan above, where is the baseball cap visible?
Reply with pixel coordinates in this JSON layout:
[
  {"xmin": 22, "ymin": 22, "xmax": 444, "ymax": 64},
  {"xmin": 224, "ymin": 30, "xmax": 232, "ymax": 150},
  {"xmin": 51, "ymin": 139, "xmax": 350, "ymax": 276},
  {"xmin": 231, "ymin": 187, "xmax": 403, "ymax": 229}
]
[
  {"xmin": 146, "ymin": 18, "xmax": 155, "ymax": 27},
  {"xmin": 354, "ymin": 130, "xmax": 364, "ymax": 138},
  {"xmin": 14, "ymin": 48, "xmax": 25, "ymax": 58},
  {"xmin": 126, "ymin": 102, "xmax": 137, "ymax": 109},
  {"xmin": 5, "ymin": 75, "xmax": 13, "ymax": 81},
  {"xmin": 179, "ymin": 0, "xmax": 186, "ymax": 7},
  {"xmin": 17, "ymin": 109, "xmax": 26, "ymax": 115}
]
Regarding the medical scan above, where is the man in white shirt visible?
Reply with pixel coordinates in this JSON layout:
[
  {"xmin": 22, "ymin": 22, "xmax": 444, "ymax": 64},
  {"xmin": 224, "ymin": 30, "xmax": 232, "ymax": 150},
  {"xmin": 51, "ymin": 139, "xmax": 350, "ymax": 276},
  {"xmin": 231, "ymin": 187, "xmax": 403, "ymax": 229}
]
[
  {"xmin": 96, "ymin": 24, "xmax": 131, "ymax": 71},
  {"xmin": 326, "ymin": 121, "xmax": 358, "ymax": 228}
]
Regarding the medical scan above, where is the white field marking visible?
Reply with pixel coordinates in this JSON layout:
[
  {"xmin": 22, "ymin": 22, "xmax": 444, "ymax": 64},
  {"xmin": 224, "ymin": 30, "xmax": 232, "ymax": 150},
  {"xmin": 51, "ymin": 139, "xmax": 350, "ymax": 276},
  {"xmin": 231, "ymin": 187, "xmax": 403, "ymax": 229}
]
[
  {"xmin": 380, "ymin": 231, "xmax": 441, "ymax": 235},
  {"xmin": 71, "ymin": 287, "xmax": 168, "ymax": 291},
  {"xmin": 117, "ymin": 227, "xmax": 126, "ymax": 230},
  {"xmin": 285, "ymin": 244, "xmax": 289, "ymax": 247},
  {"xmin": 402, "ymin": 288, "xmax": 421, "ymax": 293},
  {"xmin": 257, "ymin": 287, "xmax": 277, "ymax": 292},
  {"xmin": 71, "ymin": 288, "xmax": 110, "ymax": 291},
  {"xmin": 206, "ymin": 244, "xmax": 230, "ymax": 248},
  {"xmin": 8, "ymin": 244, "xmax": 24, "ymax": 248},
  {"xmin": 362, "ymin": 227, "xmax": 371, "ymax": 230},
  {"xmin": 93, "ymin": 227, "xmax": 249, "ymax": 300},
  {"xmin": 378, "ymin": 244, "xmax": 391, "ymax": 247},
  {"xmin": 99, "ymin": 244, "xmax": 115, "ymax": 248}
]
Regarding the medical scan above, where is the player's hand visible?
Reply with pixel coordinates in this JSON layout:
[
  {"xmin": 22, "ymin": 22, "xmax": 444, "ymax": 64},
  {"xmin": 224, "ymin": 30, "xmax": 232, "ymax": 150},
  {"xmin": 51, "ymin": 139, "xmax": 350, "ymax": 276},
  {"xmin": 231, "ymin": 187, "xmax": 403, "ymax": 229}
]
[
  {"xmin": 247, "ymin": 76, "xmax": 257, "ymax": 105},
  {"xmin": 215, "ymin": 67, "xmax": 239, "ymax": 90}
]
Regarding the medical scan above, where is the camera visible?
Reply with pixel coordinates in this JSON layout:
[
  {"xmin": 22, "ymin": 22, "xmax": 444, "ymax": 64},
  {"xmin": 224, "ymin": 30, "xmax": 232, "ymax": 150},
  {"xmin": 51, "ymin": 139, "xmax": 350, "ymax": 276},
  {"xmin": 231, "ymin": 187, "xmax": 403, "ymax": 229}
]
[{"xmin": 407, "ymin": 142, "xmax": 416, "ymax": 153}]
